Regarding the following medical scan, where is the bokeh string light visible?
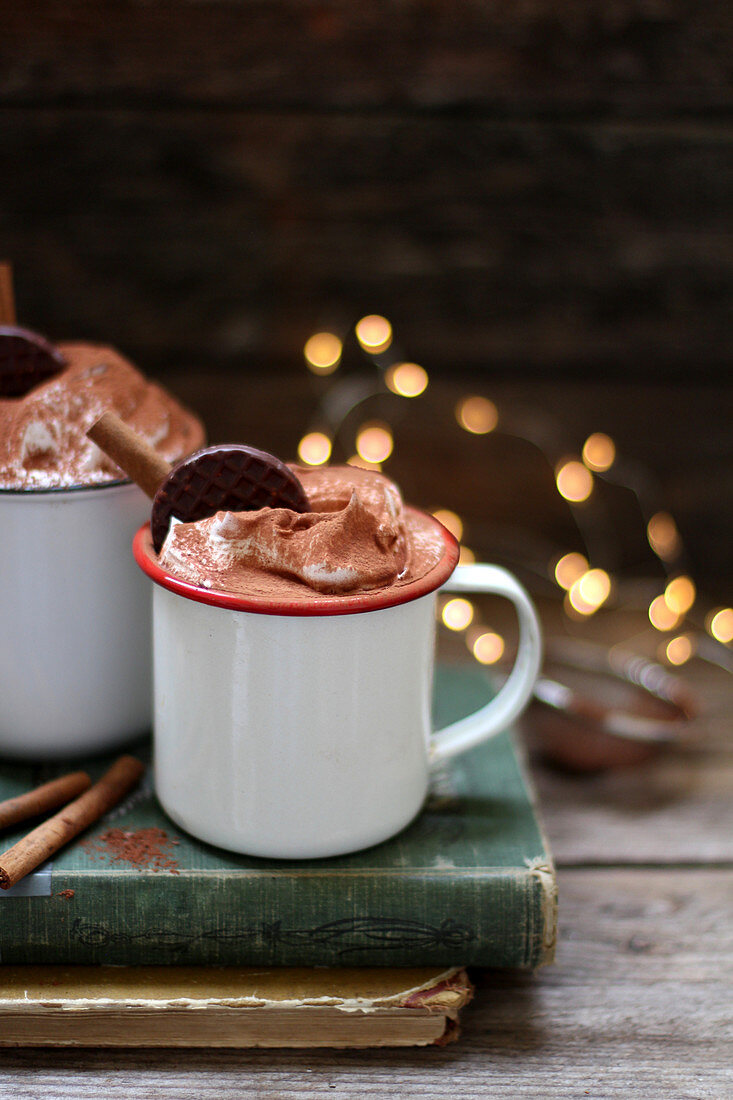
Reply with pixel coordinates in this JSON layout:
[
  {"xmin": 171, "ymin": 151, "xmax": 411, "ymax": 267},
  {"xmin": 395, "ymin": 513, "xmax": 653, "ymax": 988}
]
[
  {"xmin": 555, "ymin": 459, "xmax": 594, "ymax": 504},
  {"xmin": 304, "ymin": 332, "xmax": 343, "ymax": 375},
  {"xmin": 297, "ymin": 431, "xmax": 332, "ymax": 466},
  {"xmin": 300, "ymin": 315, "xmax": 731, "ymax": 675},
  {"xmin": 456, "ymin": 396, "xmax": 498, "ymax": 435},
  {"xmin": 442, "ymin": 598, "xmax": 475, "ymax": 632},
  {"xmin": 355, "ymin": 315, "xmax": 392, "ymax": 353},
  {"xmin": 355, "ymin": 422, "xmax": 394, "ymax": 465},
  {"xmin": 553, "ymin": 553, "xmax": 589, "ymax": 591},
  {"xmin": 386, "ymin": 362, "xmax": 428, "ymax": 398},
  {"xmin": 647, "ymin": 512, "xmax": 682, "ymax": 561},
  {"xmin": 664, "ymin": 634, "xmax": 695, "ymax": 667},
  {"xmin": 648, "ymin": 596, "xmax": 680, "ymax": 633},
  {"xmin": 468, "ymin": 627, "xmax": 506, "ymax": 665},
  {"xmin": 708, "ymin": 608, "xmax": 733, "ymax": 644},
  {"xmin": 582, "ymin": 432, "xmax": 616, "ymax": 473}
]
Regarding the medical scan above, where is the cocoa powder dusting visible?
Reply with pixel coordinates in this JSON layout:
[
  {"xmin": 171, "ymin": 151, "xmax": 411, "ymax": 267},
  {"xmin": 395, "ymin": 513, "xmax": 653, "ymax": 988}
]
[{"xmin": 83, "ymin": 827, "xmax": 180, "ymax": 874}]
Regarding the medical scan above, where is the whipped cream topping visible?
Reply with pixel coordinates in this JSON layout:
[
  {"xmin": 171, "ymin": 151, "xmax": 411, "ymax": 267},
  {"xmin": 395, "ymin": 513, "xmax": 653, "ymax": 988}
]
[
  {"xmin": 0, "ymin": 343, "xmax": 205, "ymax": 489},
  {"xmin": 158, "ymin": 465, "xmax": 446, "ymax": 599}
]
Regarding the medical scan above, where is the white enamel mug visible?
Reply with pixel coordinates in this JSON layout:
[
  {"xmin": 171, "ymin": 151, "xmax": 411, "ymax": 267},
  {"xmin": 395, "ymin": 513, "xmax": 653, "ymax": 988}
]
[
  {"xmin": 0, "ymin": 481, "xmax": 153, "ymax": 759},
  {"xmin": 134, "ymin": 515, "xmax": 542, "ymax": 859}
]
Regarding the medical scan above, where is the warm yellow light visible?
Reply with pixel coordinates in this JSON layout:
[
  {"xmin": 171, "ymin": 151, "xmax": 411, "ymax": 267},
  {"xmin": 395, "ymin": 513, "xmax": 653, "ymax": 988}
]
[
  {"xmin": 567, "ymin": 569, "xmax": 610, "ymax": 616},
  {"xmin": 385, "ymin": 362, "xmax": 428, "ymax": 398},
  {"xmin": 648, "ymin": 595, "xmax": 680, "ymax": 632},
  {"xmin": 355, "ymin": 315, "xmax": 392, "ymax": 352},
  {"xmin": 582, "ymin": 432, "xmax": 616, "ymax": 472},
  {"xmin": 664, "ymin": 634, "xmax": 695, "ymax": 666},
  {"xmin": 347, "ymin": 454, "xmax": 382, "ymax": 472},
  {"xmin": 458, "ymin": 545, "xmax": 476, "ymax": 565},
  {"xmin": 553, "ymin": 552, "xmax": 589, "ymax": 590},
  {"xmin": 564, "ymin": 590, "xmax": 593, "ymax": 619},
  {"xmin": 708, "ymin": 608, "xmax": 733, "ymax": 644},
  {"xmin": 432, "ymin": 509, "xmax": 463, "ymax": 542},
  {"xmin": 303, "ymin": 332, "xmax": 342, "ymax": 375},
  {"xmin": 455, "ymin": 396, "xmax": 498, "ymax": 435},
  {"xmin": 556, "ymin": 459, "xmax": 593, "ymax": 503},
  {"xmin": 577, "ymin": 568, "xmax": 611, "ymax": 609},
  {"xmin": 297, "ymin": 431, "xmax": 331, "ymax": 466},
  {"xmin": 442, "ymin": 598, "xmax": 474, "ymax": 632},
  {"xmin": 472, "ymin": 631, "xmax": 505, "ymax": 665},
  {"xmin": 664, "ymin": 575, "xmax": 696, "ymax": 616},
  {"xmin": 356, "ymin": 422, "xmax": 393, "ymax": 464},
  {"xmin": 647, "ymin": 512, "xmax": 681, "ymax": 561}
]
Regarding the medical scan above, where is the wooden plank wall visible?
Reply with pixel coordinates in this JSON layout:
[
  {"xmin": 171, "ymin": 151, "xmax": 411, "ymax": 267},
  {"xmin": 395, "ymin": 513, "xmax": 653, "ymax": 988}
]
[{"xmin": 0, "ymin": 1, "xmax": 731, "ymax": 381}]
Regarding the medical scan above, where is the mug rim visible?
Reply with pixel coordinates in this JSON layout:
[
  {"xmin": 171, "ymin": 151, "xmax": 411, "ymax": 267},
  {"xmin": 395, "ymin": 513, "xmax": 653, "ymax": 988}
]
[
  {"xmin": 0, "ymin": 476, "xmax": 133, "ymax": 497},
  {"xmin": 132, "ymin": 509, "xmax": 460, "ymax": 617}
]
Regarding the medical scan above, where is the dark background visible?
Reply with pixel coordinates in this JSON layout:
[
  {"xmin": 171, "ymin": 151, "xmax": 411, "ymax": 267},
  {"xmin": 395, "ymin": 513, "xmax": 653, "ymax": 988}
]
[{"xmin": 1, "ymin": 2, "xmax": 731, "ymax": 591}]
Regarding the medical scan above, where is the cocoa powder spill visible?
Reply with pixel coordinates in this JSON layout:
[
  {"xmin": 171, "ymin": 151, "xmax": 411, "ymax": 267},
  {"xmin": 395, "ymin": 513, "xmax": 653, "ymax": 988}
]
[{"xmin": 83, "ymin": 827, "xmax": 180, "ymax": 874}]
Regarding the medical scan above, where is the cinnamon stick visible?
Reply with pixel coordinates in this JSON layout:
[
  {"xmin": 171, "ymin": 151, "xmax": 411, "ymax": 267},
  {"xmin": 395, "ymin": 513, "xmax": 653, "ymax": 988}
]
[
  {"xmin": 87, "ymin": 411, "xmax": 171, "ymax": 499},
  {"xmin": 0, "ymin": 261, "xmax": 17, "ymax": 325},
  {"xmin": 0, "ymin": 756, "xmax": 145, "ymax": 890},
  {"xmin": 0, "ymin": 771, "xmax": 91, "ymax": 832}
]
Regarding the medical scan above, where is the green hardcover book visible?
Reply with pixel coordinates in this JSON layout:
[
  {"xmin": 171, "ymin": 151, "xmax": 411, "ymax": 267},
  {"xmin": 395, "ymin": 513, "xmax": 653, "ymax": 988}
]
[{"xmin": 0, "ymin": 665, "xmax": 557, "ymax": 968}]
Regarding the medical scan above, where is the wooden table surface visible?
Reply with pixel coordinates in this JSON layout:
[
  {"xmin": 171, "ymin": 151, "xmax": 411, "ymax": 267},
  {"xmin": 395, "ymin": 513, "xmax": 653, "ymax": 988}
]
[{"xmin": 1, "ymin": 646, "xmax": 730, "ymax": 1098}]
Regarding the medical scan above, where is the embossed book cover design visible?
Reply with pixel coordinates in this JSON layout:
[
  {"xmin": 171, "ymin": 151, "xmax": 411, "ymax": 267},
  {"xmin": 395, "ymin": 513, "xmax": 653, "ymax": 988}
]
[{"xmin": 0, "ymin": 666, "xmax": 557, "ymax": 968}]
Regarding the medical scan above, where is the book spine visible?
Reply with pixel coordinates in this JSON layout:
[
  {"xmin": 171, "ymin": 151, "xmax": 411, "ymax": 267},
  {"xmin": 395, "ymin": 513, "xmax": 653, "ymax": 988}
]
[{"xmin": 0, "ymin": 865, "xmax": 556, "ymax": 969}]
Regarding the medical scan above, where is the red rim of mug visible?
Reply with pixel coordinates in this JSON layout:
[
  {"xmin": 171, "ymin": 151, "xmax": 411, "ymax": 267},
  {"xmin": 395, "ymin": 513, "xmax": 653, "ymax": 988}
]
[{"xmin": 132, "ymin": 509, "xmax": 460, "ymax": 617}]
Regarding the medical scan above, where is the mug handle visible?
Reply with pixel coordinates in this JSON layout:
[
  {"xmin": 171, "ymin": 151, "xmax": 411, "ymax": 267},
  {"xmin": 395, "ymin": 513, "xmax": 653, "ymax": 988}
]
[{"xmin": 430, "ymin": 563, "xmax": 543, "ymax": 762}]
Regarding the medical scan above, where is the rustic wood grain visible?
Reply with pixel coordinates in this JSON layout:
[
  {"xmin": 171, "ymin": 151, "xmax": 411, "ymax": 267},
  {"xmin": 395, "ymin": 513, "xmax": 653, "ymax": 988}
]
[
  {"xmin": 533, "ymin": 751, "xmax": 733, "ymax": 866},
  {"xmin": 1, "ymin": 1, "xmax": 731, "ymax": 115},
  {"xmin": 1, "ymin": 2, "xmax": 730, "ymax": 391},
  {"xmin": 2, "ymin": 871, "xmax": 730, "ymax": 1097},
  {"xmin": 1, "ymin": 112, "xmax": 730, "ymax": 382}
]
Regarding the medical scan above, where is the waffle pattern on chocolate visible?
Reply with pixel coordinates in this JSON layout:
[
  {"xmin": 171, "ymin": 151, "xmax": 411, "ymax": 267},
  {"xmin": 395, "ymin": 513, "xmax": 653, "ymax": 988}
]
[
  {"xmin": 151, "ymin": 444, "xmax": 310, "ymax": 551},
  {"xmin": 0, "ymin": 326, "xmax": 66, "ymax": 397}
]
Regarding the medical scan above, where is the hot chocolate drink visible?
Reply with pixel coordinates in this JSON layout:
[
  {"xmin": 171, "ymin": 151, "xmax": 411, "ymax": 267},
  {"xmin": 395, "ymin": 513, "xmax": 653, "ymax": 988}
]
[
  {"xmin": 0, "ymin": 341, "xmax": 204, "ymax": 490},
  {"xmin": 156, "ymin": 464, "xmax": 447, "ymax": 601},
  {"xmin": 0, "ymin": 337, "xmax": 204, "ymax": 759}
]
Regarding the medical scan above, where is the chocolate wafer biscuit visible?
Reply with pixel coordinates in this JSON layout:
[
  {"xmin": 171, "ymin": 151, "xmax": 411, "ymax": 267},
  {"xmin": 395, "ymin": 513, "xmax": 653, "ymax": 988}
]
[
  {"xmin": 151, "ymin": 444, "xmax": 310, "ymax": 552},
  {"xmin": 0, "ymin": 326, "xmax": 66, "ymax": 398}
]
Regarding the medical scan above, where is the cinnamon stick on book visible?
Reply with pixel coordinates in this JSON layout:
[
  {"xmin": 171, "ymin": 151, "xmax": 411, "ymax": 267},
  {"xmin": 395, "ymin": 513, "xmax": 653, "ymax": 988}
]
[
  {"xmin": 0, "ymin": 771, "xmax": 91, "ymax": 832},
  {"xmin": 0, "ymin": 756, "xmax": 145, "ymax": 890}
]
